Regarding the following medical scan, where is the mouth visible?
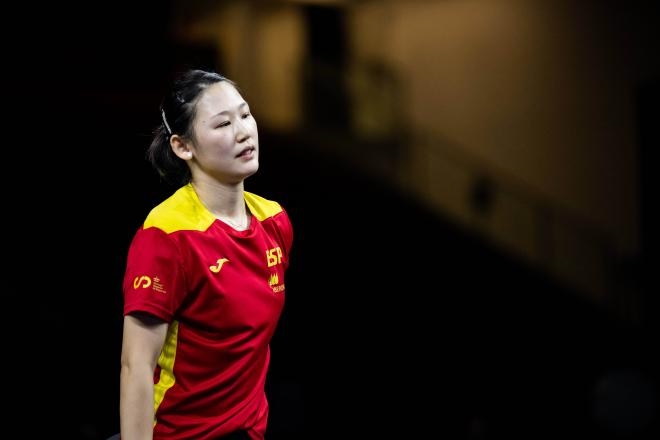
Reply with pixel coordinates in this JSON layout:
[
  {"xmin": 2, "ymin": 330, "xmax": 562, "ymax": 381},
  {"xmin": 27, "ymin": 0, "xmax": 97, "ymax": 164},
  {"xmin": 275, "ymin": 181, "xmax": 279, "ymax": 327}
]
[{"xmin": 236, "ymin": 146, "xmax": 256, "ymax": 158}]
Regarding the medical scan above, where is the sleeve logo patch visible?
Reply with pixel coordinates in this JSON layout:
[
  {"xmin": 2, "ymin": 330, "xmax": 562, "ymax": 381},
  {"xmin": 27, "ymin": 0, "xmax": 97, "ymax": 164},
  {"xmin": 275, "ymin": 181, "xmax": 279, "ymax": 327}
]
[
  {"xmin": 133, "ymin": 275, "xmax": 167, "ymax": 294},
  {"xmin": 133, "ymin": 276, "xmax": 152, "ymax": 289}
]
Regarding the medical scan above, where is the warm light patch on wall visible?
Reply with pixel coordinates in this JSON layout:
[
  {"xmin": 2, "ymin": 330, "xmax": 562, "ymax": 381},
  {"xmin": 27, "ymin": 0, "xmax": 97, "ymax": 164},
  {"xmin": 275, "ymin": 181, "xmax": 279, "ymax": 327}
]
[
  {"xmin": 172, "ymin": 2, "xmax": 305, "ymax": 131},
  {"xmin": 253, "ymin": 7, "xmax": 305, "ymax": 130},
  {"xmin": 287, "ymin": 0, "xmax": 349, "ymax": 4}
]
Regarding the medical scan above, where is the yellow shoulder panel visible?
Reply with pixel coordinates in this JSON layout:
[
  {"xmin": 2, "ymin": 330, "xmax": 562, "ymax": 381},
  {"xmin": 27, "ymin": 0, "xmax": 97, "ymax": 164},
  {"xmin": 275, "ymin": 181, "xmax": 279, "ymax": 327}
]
[
  {"xmin": 244, "ymin": 191, "xmax": 283, "ymax": 221},
  {"xmin": 144, "ymin": 184, "xmax": 216, "ymax": 234}
]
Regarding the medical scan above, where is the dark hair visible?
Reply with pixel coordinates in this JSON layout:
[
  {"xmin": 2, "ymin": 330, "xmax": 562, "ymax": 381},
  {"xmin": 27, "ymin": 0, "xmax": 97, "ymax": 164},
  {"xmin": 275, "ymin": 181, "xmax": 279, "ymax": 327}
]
[{"xmin": 147, "ymin": 69, "xmax": 236, "ymax": 185}]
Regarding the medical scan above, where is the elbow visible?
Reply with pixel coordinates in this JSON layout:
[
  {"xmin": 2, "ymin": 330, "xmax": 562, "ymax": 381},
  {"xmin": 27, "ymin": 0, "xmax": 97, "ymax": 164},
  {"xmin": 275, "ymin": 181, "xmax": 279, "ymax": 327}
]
[{"xmin": 121, "ymin": 350, "xmax": 159, "ymax": 375}]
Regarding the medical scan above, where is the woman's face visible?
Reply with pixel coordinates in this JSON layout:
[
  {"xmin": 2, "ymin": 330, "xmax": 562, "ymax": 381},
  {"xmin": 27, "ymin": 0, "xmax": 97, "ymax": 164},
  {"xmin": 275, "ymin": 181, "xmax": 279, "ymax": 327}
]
[{"xmin": 189, "ymin": 81, "xmax": 259, "ymax": 184}]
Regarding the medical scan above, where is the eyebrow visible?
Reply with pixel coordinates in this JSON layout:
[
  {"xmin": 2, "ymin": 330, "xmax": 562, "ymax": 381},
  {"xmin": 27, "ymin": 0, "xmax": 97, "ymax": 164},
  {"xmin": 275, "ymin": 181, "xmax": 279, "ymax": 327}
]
[{"xmin": 211, "ymin": 102, "xmax": 248, "ymax": 118}]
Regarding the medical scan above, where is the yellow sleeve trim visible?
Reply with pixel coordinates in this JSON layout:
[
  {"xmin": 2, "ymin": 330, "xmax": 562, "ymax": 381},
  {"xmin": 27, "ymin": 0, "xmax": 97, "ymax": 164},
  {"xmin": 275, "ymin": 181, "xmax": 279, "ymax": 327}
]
[
  {"xmin": 154, "ymin": 320, "xmax": 179, "ymax": 426},
  {"xmin": 144, "ymin": 184, "xmax": 216, "ymax": 234},
  {"xmin": 245, "ymin": 191, "xmax": 283, "ymax": 221}
]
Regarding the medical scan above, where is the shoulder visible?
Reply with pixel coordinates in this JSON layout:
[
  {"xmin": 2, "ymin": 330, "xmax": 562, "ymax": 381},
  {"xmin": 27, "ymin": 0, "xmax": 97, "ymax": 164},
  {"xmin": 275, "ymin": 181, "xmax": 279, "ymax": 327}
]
[
  {"xmin": 246, "ymin": 191, "xmax": 293, "ymax": 249},
  {"xmin": 144, "ymin": 184, "xmax": 216, "ymax": 234},
  {"xmin": 244, "ymin": 191, "xmax": 285, "ymax": 221}
]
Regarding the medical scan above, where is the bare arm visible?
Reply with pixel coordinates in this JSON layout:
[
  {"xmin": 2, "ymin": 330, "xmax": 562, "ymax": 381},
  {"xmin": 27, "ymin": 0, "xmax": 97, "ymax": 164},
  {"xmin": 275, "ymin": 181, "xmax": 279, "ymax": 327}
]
[{"xmin": 120, "ymin": 313, "xmax": 168, "ymax": 440}]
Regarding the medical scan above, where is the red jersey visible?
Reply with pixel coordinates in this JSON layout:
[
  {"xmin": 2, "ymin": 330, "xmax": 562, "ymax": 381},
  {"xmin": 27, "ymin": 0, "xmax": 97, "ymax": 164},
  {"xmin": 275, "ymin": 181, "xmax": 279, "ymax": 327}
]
[{"xmin": 123, "ymin": 184, "xmax": 293, "ymax": 440}]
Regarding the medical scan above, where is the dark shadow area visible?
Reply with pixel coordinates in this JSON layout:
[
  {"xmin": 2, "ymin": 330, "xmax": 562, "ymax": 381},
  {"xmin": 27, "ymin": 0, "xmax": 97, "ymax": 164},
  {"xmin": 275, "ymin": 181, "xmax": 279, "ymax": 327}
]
[
  {"xmin": 256, "ymin": 130, "xmax": 659, "ymax": 440},
  {"xmin": 302, "ymin": 5, "xmax": 350, "ymax": 132},
  {"xmin": 638, "ymin": 79, "xmax": 659, "ymax": 338}
]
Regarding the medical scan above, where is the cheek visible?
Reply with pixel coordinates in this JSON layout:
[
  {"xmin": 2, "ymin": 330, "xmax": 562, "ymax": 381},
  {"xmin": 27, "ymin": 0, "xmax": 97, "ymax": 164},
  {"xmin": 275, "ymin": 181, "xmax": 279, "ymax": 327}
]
[{"xmin": 203, "ymin": 131, "xmax": 233, "ymax": 149}]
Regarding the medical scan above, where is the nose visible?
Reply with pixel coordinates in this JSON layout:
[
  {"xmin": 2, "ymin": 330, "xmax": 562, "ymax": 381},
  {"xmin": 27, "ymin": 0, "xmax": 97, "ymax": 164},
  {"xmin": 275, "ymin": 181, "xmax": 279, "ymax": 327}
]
[{"xmin": 235, "ymin": 117, "xmax": 251, "ymax": 143}]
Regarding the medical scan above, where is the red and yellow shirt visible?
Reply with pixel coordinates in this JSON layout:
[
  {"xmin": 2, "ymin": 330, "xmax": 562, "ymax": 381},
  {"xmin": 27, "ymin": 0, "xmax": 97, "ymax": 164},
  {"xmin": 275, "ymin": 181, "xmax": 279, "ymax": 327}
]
[{"xmin": 123, "ymin": 184, "xmax": 293, "ymax": 440}]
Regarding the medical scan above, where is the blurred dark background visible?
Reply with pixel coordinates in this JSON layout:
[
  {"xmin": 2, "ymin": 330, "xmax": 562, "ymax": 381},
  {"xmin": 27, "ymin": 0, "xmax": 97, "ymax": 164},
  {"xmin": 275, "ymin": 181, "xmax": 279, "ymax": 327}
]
[{"xmin": 7, "ymin": 0, "xmax": 658, "ymax": 439}]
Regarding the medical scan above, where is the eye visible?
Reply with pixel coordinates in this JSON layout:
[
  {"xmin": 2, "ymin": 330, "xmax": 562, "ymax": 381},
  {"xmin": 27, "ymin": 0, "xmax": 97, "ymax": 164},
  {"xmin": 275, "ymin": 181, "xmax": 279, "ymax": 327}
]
[
  {"xmin": 216, "ymin": 121, "xmax": 230, "ymax": 128},
  {"xmin": 241, "ymin": 112, "xmax": 251, "ymax": 119}
]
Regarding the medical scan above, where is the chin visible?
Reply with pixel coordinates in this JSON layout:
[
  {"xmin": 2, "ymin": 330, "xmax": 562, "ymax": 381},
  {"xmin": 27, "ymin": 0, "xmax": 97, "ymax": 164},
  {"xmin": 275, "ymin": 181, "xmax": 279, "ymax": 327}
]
[{"xmin": 242, "ymin": 161, "xmax": 259, "ymax": 179}]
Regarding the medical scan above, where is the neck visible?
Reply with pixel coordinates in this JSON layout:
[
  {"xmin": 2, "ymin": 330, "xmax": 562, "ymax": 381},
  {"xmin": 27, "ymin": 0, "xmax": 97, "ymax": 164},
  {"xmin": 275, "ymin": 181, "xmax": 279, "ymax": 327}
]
[{"xmin": 191, "ymin": 177, "xmax": 247, "ymax": 220}]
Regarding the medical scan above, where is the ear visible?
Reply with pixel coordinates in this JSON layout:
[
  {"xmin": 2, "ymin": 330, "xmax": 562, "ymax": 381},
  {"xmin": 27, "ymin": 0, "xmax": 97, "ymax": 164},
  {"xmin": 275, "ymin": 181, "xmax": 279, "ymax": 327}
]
[{"xmin": 170, "ymin": 135, "xmax": 194, "ymax": 161}]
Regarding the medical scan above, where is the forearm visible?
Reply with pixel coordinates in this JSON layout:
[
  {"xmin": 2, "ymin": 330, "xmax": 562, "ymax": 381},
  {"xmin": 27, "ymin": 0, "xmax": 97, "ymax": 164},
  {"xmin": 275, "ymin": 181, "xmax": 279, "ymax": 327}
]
[{"xmin": 120, "ymin": 364, "xmax": 155, "ymax": 440}]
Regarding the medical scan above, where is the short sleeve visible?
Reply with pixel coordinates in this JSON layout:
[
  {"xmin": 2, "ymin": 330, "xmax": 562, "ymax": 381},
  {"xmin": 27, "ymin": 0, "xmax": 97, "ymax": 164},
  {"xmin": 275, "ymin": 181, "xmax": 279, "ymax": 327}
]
[
  {"xmin": 123, "ymin": 226, "xmax": 187, "ymax": 322},
  {"xmin": 273, "ymin": 208, "xmax": 294, "ymax": 270}
]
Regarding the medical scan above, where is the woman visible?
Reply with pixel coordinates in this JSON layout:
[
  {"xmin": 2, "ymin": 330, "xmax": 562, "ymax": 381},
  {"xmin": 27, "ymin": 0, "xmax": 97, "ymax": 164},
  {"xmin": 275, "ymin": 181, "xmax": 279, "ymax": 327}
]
[{"xmin": 120, "ymin": 69, "xmax": 293, "ymax": 439}]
